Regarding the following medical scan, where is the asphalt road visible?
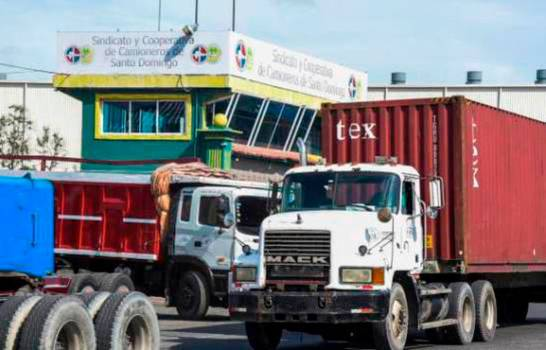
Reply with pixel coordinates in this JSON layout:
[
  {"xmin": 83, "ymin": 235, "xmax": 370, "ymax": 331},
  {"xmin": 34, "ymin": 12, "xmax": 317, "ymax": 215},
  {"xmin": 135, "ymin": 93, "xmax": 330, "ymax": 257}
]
[{"xmin": 157, "ymin": 303, "xmax": 546, "ymax": 350}]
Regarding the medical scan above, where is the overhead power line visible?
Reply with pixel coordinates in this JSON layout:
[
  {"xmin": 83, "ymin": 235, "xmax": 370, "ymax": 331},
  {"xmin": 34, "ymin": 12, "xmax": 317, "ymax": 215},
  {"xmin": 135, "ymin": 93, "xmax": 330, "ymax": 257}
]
[{"xmin": 0, "ymin": 62, "xmax": 59, "ymax": 75}]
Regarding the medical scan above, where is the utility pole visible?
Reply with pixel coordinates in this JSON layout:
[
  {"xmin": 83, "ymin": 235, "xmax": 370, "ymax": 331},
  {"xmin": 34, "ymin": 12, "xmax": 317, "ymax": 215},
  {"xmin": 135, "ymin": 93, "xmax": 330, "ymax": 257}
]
[
  {"xmin": 232, "ymin": 0, "xmax": 236, "ymax": 31},
  {"xmin": 157, "ymin": 0, "xmax": 162, "ymax": 31}
]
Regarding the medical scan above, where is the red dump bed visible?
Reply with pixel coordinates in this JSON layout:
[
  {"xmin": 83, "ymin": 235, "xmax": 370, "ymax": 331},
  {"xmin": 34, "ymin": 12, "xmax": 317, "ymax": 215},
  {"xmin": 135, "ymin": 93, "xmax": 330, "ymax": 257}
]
[
  {"xmin": 52, "ymin": 174, "xmax": 161, "ymax": 262},
  {"xmin": 321, "ymin": 96, "xmax": 546, "ymax": 273}
]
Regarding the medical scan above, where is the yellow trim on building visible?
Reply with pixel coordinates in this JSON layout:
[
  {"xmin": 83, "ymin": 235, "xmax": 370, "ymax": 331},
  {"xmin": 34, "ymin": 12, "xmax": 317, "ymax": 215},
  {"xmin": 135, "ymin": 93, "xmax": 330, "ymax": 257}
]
[
  {"xmin": 227, "ymin": 76, "xmax": 326, "ymax": 109},
  {"xmin": 94, "ymin": 93, "xmax": 192, "ymax": 140},
  {"xmin": 54, "ymin": 74, "xmax": 328, "ymax": 109},
  {"xmin": 54, "ymin": 74, "xmax": 229, "ymax": 89}
]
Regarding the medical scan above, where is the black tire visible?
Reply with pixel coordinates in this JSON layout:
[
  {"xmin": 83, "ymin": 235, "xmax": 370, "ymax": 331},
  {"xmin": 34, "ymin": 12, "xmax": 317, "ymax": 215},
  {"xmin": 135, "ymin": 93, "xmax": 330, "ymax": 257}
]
[
  {"xmin": 77, "ymin": 291, "xmax": 111, "ymax": 319},
  {"xmin": 18, "ymin": 295, "xmax": 96, "ymax": 350},
  {"xmin": 176, "ymin": 271, "xmax": 210, "ymax": 320},
  {"xmin": 0, "ymin": 295, "xmax": 42, "ymax": 350},
  {"xmin": 92, "ymin": 272, "xmax": 109, "ymax": 286},
  {"xmin": 373, "ymin": 283, "xmax": 409, "ymax": 350},
  {"xmin": 94, "ymin": 292, "xmax": 160, "ymax": 350},
  {"xmin": 14, "ymin": 284, "xmax": 34, "ymax": 296},
  {"xmin": 445, "ymin": 282, "xmax": 476, "ymax": 345},
  {"xmin": 472, "ymin": 280, "xmax": 497, "ymax": 342},
  {"xmin": 98, "ymin": 273, "xmax": 135, "ymax": 293},
  {"xmin": 68, "ymin": 273, "xmax": 99, "ymax": 294},
  {"xmin": 245, "ymin": 322, "xmax": 282, "ymax": 350}
]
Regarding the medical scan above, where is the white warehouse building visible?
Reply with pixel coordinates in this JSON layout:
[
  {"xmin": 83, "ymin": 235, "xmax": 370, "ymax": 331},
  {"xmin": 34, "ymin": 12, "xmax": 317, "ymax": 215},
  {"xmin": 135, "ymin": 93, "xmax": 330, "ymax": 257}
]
[
  {"xmin": 368, "ymin": 84, "xmax": 546, "ymax": 122},
  {"xmin": 0, "ymin": 81, "xmax": 81, "ymax": 169},
  {"xmin": 0, "ymin": 79, "xmax": 545, "ymax": 168}
]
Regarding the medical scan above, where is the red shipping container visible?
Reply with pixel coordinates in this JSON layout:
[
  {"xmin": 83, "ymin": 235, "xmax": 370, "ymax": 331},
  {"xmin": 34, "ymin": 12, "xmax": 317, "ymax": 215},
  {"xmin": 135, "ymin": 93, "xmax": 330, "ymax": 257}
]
[{"xmin": 321, "ymin": 96, "xmax": 546, "ymax": 273}]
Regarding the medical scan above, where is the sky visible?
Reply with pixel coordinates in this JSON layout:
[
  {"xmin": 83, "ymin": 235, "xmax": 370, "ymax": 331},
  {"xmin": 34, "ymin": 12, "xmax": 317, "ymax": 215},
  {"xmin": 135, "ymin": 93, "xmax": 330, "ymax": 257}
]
[{"xmin": 0, "ymin": 0, "xmax": 544, "ymax": 85}]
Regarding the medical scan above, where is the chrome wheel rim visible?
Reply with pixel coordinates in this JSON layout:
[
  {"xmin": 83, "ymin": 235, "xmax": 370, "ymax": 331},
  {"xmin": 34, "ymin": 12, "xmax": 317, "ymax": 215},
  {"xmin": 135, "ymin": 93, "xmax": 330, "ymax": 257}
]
[
  {"xmin": 485, "ymin": 296, "xmax": 495, "ymax": 330},
  {"xmin": 390, "ymin": 299, "xmax": 407, "ymax": 342},
  {"xmin": 462, "ymin": 298, "xmax": 474, "ymax": 333}
]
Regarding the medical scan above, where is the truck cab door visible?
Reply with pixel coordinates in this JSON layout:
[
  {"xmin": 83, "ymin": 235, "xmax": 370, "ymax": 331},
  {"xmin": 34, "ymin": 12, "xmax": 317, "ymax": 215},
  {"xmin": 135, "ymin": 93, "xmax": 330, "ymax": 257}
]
[
  {"xmin": 173, "ymin": 188, "xmax": 234, "ymax": 271},
  {"xmin": 398, "ymin": 178, "xmax": 423, "ymax": 270}
]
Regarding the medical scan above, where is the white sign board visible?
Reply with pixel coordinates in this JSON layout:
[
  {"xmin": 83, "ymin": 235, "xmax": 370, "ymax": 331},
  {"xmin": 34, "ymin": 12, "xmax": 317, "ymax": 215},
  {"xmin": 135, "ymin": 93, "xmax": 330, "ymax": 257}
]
[{"xmin": 57, "ymin": 31, "xmax": 367, "ymax": 102}]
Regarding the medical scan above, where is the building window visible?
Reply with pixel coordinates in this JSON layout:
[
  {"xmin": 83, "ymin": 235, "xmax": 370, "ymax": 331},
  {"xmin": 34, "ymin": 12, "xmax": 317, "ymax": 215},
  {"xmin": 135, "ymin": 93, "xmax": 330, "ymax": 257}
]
[
  {"xmin": 204, "ymin": 93, "xmax": 321, "ymax": 155},
  {"xmin": 103, "ymin": 101, "xmax": 129, "ymax": 133},
  {"xmin": 229, "ymin": 95, "xmax": 263, "ymax": 143},
  {"xmin": 256, "ymin": 103, "xmax": 299, "ymax": 150},
  {"xmin": 96, "ymin": 94, "xmax": 191, "ymax": 140},
  {"xmin": 205, "ymin": 95, "xmax": 231, "ymax": 127}
]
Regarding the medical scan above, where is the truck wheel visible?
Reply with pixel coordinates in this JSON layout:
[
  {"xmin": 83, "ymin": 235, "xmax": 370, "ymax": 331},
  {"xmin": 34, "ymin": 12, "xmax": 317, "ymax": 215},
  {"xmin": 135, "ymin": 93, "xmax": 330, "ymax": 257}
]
[
  {"xmin": 176, "ymin": 271, "xmax": 209, "ymax": 320},
  {"xmin": 445, "ymin": 282, "xmax": 475, "ymax": 345},
  {"xmin": 94, "ymin": 292, "xmax": 160, "ymax": 350},
  {"xmin": 99, "ymin": 273, "xmax": 135, "ymax": 293},
  {"xmin": 77, "ymin": 291, "xmax": 111, "ymax": 319},
  {"xmin": 18, "ymin": 295, "xmax": 96, "ymax": 350},
  {"xmin": 372, "ymin": 283, "xmax": 409, "ymax": 350},
  {"xmin": 472, "ymin": 280, "xmax": 497, "ymax": 342},
  {"xmin": 69, "ymin": 273, "xmax": 99, "ymax": 294},
  {"xmin": 245, "ymin": 322, "xmax": 282, "ymax": 350},
  {"xmin": 0, "ymin": 295, "xmax": 42, "ymax": 350}
]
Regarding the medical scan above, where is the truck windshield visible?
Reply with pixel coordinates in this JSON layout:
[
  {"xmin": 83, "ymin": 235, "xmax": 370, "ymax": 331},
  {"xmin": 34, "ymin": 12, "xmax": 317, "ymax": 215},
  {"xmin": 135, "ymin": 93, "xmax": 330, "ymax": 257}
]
[
  {"xmin": 235, "ymin": 196, "xmax": 269, "ymax": 235},
  {"xmin": 281, "ymin": 172, "xmax": 400, "ymax": 213}
]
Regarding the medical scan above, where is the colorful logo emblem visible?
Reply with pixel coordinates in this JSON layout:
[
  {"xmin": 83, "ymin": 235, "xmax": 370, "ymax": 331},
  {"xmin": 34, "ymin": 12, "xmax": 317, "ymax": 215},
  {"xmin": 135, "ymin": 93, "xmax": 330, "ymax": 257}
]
[
  {"xmin": 64, "ymin": 46, "xmax": 93, "ymax": 65},
  {"xmin": 348, "ymin": 75, "xmax": 363, "ymax": 99},
  {"xmin": 192, "ymin": 45, "xmax": 208, "ymax": 64},
  {"xmin": 235, "ymin": 40, "xmax": 253, "ymax": 71},
  {"xmin": 191, "ymin": 44, "xmax": 222, "ymax": 64}
]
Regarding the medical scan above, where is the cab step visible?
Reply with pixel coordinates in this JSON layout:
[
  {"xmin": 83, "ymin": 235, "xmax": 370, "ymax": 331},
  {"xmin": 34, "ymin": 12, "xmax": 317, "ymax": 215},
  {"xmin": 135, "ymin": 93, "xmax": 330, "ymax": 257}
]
[
  {"xmin": 419, "ymin": 288, "xmax": 451, "ymax": 297},
  {"xmin": 419, "ymin": 318, "xmax": 458, "ymax": 330}
]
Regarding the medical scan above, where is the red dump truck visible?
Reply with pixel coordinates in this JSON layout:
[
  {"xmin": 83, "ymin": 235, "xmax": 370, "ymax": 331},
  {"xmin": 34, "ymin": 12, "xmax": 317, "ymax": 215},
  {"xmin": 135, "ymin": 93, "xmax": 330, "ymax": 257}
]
[
  {"xmin": 230, "ymin": 96, "xmax": 546, "ymax": 350},
  {"xmin": 1, "ymin": 167, "xmax": 272, "ymax": 320}
]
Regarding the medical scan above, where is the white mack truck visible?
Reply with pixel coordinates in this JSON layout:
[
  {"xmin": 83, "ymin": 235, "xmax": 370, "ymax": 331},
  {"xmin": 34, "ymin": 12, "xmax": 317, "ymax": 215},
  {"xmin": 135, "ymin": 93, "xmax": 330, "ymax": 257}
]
[{"xmin": 229, "ymin": 157, "xmax": 495, "ymax": 350}]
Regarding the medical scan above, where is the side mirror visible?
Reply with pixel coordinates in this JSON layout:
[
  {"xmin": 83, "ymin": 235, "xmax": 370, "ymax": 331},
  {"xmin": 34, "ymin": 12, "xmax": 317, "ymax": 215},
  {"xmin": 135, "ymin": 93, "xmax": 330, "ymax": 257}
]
[
  {"xmin": 429, "ymin": 177, "xmax": 445, "ymax": 210},
  {"xmin": 223, "ymin": 212, "xmax": 235, "ymax": 228},
  {"xmin": 378, "ymin": 207, "xmax": 393, "ymax": 223}
]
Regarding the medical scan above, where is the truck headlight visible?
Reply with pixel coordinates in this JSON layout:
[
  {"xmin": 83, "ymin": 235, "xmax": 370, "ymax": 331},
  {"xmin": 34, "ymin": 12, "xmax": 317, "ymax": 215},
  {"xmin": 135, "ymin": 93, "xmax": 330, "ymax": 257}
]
[
  {"xmin": 340, "ymin": 268, "xmax": 372, "ymax": 284},
  {"xmin": 234, "ymin": 267, "xmax": 257, "ymax": 282}
]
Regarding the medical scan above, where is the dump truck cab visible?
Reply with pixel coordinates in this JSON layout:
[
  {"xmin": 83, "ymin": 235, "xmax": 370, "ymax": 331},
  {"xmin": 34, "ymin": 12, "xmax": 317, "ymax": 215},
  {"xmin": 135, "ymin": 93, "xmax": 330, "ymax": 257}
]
[{"xmin": 167, "ymin": 177, "xmax": 272, "ymax": 319}]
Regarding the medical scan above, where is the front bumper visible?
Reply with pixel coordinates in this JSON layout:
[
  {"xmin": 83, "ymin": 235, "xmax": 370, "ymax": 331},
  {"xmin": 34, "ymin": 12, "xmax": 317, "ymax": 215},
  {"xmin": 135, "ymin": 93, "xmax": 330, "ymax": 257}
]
[{"xmin": 229, "ymin": 290, "xmax": 389, "ymax": 324}]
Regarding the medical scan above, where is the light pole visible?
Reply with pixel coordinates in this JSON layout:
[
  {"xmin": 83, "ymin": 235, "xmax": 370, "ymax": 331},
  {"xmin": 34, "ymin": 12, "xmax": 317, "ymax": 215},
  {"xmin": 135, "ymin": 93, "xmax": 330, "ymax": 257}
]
[
  {"xmin": 157, "ymin": 0, "xmax": 162, "ymax": 31},
  {"xmin": 195, "ymin": 0, "xmax": 199, "ymax": 27},
  {"xmin": 232, "ymin": 0, "xmax": 236, "ymax": 31}
]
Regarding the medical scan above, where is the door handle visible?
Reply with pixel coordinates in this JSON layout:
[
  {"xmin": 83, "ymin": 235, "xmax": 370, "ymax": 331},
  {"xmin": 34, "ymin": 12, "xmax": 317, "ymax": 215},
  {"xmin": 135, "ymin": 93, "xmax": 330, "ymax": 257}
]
[
  {"xmin": 31, "ymin": 213, "xmax": 38, "ymax": 247},
  {"xmin": 194, "ymin": 241, "xmax": 202, "ymax": 248}
]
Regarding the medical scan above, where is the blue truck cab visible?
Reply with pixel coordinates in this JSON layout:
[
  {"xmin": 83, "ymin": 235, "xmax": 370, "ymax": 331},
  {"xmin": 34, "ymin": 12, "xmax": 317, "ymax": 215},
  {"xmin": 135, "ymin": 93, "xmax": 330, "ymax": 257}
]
[{"xmin": 0, "ymin": 175, "xmax": 54, "ymax": 280}]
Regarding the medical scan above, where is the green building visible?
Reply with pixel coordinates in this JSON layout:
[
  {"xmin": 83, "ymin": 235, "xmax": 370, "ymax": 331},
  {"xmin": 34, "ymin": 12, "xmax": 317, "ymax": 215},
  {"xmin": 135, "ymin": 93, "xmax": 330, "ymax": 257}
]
[{"xmin": 54, "ymin": 31, "xmax": 367, "ymax": 175}]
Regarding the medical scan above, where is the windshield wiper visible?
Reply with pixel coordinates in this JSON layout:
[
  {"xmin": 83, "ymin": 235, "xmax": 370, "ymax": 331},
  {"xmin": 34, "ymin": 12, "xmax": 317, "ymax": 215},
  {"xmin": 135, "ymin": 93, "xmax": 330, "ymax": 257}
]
[{"xmin": 348, "ymin": 203, "xmax": 375, "ymax": 211}]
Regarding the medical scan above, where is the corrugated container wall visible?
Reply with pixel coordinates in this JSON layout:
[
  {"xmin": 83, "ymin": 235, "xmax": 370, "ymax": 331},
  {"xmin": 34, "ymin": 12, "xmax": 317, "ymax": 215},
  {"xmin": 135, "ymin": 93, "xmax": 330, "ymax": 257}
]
[{"xmin": 321, "ymin": 96, "xmax": 546, "ymax": 273}]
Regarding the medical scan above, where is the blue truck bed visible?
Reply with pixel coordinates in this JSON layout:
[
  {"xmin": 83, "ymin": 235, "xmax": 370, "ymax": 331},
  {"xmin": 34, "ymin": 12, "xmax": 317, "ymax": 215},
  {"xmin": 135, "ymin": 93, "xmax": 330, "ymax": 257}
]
[{"xmin": 0, "ymin": 175, "xmax": 54, "ymax": 278}]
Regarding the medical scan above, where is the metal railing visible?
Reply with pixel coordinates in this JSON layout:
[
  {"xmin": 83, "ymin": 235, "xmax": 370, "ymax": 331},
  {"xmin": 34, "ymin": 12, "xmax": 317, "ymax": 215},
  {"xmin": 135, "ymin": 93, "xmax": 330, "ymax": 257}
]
[{"xmin": 0, "ymin": 155, "xmax": 200, "ymax": 171}]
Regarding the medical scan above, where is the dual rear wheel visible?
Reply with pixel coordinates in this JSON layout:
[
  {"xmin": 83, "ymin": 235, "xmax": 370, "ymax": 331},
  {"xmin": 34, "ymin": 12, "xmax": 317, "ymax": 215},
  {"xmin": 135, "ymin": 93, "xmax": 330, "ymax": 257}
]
[
  {"xmin": 375, "ymin": 280, "xmax": 497, "ymax": 350},
  {"xmin": 0, "ymin": 291, "xmax": 159, "ymax": 350}
]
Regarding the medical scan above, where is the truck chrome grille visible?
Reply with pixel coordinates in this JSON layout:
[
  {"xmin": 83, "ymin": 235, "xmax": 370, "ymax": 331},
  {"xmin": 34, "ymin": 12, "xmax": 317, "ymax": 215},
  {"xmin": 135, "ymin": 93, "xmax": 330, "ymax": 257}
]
[
  {"xmin": 264, "ymin": 230, "xmax": 331, "ymax": 259},
  {"xmin": 264, "ymin": 230, "xmax": 330, "ymax": 285}
]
